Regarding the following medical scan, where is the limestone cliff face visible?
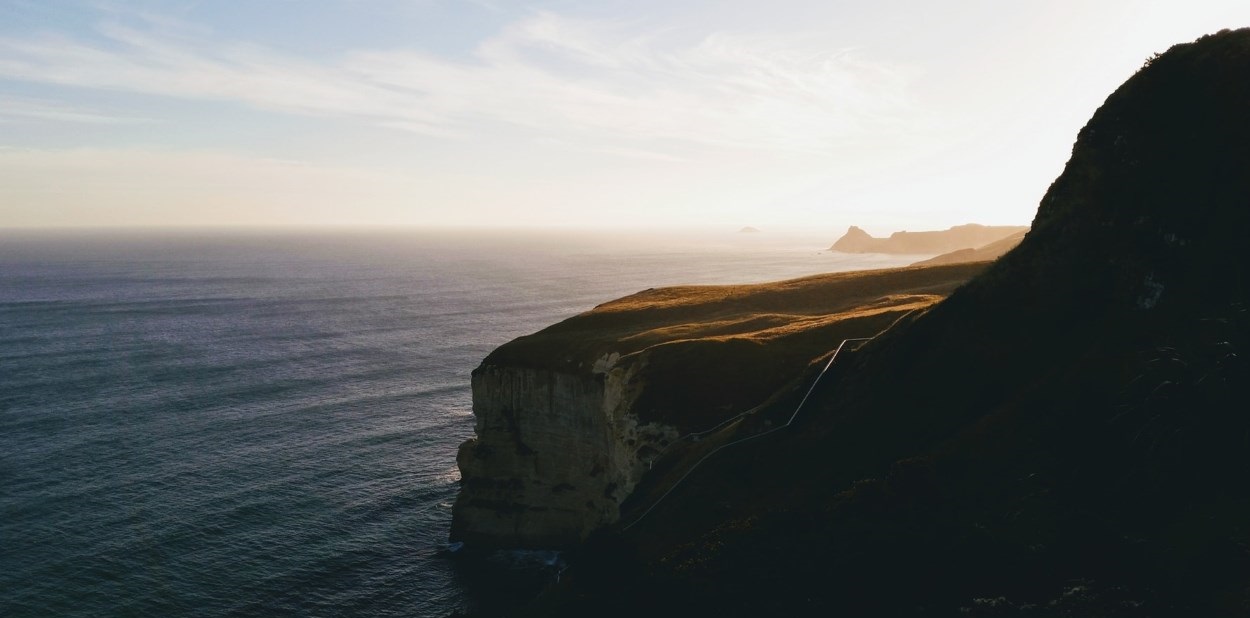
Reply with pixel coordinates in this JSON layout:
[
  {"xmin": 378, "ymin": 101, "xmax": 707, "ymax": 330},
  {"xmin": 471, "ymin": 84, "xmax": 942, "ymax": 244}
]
[{"xmin": 451, "ymin": 355, "xmax": 677, "ymax": 549}]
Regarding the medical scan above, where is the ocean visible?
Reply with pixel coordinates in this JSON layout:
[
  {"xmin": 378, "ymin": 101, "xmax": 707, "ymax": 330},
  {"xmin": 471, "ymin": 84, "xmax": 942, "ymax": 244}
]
[{"xmin": 0, "ymin": 228, "xmax": 923, "ymax": 617}]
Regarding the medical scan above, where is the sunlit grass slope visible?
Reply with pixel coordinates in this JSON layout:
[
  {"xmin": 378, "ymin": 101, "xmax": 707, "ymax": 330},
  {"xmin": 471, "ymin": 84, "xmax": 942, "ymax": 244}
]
[{"xmin": 481, "ymin": 262, "xmax": 989, "ymax": 430}]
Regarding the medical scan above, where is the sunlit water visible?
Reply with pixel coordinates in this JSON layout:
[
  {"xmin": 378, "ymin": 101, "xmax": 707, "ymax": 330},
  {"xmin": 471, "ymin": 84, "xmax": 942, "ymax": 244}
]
[{"xmin": 0, "ymin": 228, "xmax": 925, "ymax": 617}]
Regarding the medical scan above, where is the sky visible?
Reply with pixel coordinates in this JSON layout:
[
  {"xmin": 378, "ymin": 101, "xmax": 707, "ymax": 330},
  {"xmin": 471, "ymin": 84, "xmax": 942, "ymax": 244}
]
[{"xmin": 1, "ymin": 1, "xmax": 1248, "ymax": 233}]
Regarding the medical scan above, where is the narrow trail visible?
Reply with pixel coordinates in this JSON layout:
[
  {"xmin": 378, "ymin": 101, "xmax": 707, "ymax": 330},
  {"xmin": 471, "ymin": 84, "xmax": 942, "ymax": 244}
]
[{"xmin": 621, "ymin": 336, "xmax": 873, "ymax": 531}]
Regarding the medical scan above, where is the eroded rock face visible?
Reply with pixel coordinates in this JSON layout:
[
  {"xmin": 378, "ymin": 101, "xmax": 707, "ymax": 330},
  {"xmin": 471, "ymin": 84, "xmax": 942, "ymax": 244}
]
[{"xmin": 450, "ymin": 356, "xmax": 677, "ymax": 549}]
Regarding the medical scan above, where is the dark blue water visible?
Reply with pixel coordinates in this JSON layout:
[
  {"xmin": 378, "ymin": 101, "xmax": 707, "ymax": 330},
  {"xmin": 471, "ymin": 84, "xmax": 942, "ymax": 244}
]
[{"xmin": 0, "ymin": 228, "xmax": 919, "ymax": 617}]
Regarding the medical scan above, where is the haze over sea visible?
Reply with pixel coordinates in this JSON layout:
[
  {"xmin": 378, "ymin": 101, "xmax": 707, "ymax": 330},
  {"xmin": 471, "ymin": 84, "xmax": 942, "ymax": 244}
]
[{"xmin": 0, "ymin": 228, "xmax": 923, "ymax": 617}]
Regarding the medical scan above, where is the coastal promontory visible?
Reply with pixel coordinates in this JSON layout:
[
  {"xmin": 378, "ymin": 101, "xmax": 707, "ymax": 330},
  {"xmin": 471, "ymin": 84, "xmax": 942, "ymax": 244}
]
[
  {"xmin": 450, "ymin": 261, "xmax": 990, "ymax": 548},
  {"xmin": 452, "ymin": 28, "xmax": 1250, "ymax": 617},
  {"xmin": 830, "ymin": 223, "xmax": 1028, "ymax": 254},
  {"xmin": 910, "ymin": 229, "xmax": 1027, "ymax": 266}
]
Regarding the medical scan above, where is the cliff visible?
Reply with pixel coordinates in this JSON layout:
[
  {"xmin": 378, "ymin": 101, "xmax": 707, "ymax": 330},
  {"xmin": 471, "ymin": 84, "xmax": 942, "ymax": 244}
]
[
  {"xmin": 451, "ymin": 262, "xmax": 989, "ymax": 548},
  {"xmin": 510, "ymin": 28, "xmax": 1250, "ymax": 617},
  {"xmin": 830, "ymin": 223, "xmax": 1028, "ymax": 254}
]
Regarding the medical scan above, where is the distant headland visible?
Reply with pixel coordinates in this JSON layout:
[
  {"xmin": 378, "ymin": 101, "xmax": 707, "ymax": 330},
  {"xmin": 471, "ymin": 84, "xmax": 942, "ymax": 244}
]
[{"xmin": 830, "ymin": 223, "xmax": 1028, "ymax": 255}]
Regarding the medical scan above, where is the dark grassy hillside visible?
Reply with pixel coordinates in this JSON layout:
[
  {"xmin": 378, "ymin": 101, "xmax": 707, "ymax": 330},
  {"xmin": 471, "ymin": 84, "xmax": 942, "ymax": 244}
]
[{"xmin": 531, "ymin": 28, "xmax": 1250, "ymax": 618}]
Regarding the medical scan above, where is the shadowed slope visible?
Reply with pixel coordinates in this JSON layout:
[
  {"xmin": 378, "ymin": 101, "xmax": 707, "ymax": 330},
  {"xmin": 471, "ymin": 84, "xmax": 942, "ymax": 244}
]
[{"xmin": 540, "ymin": 28, "xmax": 1250, "ymax": 618}]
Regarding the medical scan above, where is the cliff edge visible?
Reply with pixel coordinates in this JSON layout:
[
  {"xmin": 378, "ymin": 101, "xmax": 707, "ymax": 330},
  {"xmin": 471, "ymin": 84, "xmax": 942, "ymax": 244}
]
[{"xmin": 450, "ymin": 262, "xmax": 989, "ymax": 548}]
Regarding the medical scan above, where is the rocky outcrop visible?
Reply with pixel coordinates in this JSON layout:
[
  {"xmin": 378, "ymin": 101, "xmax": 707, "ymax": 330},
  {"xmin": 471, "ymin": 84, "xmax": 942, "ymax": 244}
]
[
  {"xmin": 831, "ymin": 223, "xmax": 1028, "ymax": 254},
  {"xmin": 828, "ymin": 225, "xmax": 875, "ymax": 251},
  {"xmin": 450, "ymin": 263, "xmax": 990, "ymax": 548},
  {"xmin": 451, "ymin": 358, "xmax": 677, "ymax": 549}
]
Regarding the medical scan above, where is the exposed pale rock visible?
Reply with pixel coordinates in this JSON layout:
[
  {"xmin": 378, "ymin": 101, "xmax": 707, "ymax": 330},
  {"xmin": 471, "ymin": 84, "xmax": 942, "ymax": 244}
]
[{"xmin": 451, "ymin": 361, "xmax": 677, "ymax": 549}]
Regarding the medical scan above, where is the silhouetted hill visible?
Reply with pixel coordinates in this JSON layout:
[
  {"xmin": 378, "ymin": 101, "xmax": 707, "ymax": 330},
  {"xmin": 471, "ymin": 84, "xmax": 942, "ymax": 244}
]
[
  {"xmin": 525, "ymin": 28, "xmax": 1250, "ymax": 618},
  {"xmin": 831, "ymin": 223, "xmax": 1028, "ymax": 254},
  {"xmin": 912, "ymin": 230, "xmax": 1026, "ymax": 266}
]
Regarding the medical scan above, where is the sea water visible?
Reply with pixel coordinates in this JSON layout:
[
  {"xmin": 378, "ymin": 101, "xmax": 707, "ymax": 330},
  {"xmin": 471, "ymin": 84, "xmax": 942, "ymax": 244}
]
[{"xmin": 0, "ymin": 228, "xmax": 923, "ymax": 617}]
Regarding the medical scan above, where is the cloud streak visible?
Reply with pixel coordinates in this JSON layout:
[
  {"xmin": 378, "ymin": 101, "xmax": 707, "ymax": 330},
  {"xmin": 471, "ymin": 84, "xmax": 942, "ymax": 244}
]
[
  {"xmin": 0, "ymin": 146, "xmax": 435, "ymax": 226},
  {"xmin": 0, "ymin": 94, "xmax": 151, "ymax": 124},
  {"xmin": 0, "ymin": 12, "xmax": 917, "ymax": 159}
]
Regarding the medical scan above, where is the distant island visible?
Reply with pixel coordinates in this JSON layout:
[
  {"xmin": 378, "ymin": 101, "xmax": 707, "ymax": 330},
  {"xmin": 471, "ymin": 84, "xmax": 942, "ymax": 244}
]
[
  {"xmin": 830, "ymin": 223, "xmax": 1028, "ymax": 255},
  {"xmin": 738, "ymin": 226, "xmax": 761, "ymax": 233}
]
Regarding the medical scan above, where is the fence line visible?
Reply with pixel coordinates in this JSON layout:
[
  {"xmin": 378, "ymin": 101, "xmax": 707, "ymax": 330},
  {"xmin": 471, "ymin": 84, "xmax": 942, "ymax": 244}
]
[{"xmin": 621, "ymin": 336, "xmax": 873, "ymax": 530}]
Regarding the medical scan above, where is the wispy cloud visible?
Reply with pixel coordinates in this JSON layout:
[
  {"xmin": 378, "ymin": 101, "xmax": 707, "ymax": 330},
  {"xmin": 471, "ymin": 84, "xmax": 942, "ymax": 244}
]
[
  {"xmin": 0, "ymin": 146, "xmax": 433, "ymax": 226},
  {"xmin": 0, "ymin": 11, "xmax": 917, "ymax": 159},
  {"xmin": 0, "ymin": 94, "xmax": 151, "ymax": 124}
]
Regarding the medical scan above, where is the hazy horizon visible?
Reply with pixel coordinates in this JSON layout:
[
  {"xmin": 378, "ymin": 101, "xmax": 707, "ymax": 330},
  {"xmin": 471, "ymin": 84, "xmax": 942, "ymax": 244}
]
[
  {"xmin": 3, "ymin": 1, "xmax": 1248, "ymax": 231},
  {"xmin": 0, "ymin": 221, "xmax": 969, "ymax": 236},
  {"xmin": 0, "ymin": 222, "xmax": 1036, "ymax": 247}
]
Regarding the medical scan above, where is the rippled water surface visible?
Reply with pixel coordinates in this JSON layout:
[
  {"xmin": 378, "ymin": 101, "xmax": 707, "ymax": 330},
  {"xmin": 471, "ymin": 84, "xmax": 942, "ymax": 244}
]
[{"xmin": 0, "ymin": 228, "xmax": 921, "ymax": 617}]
